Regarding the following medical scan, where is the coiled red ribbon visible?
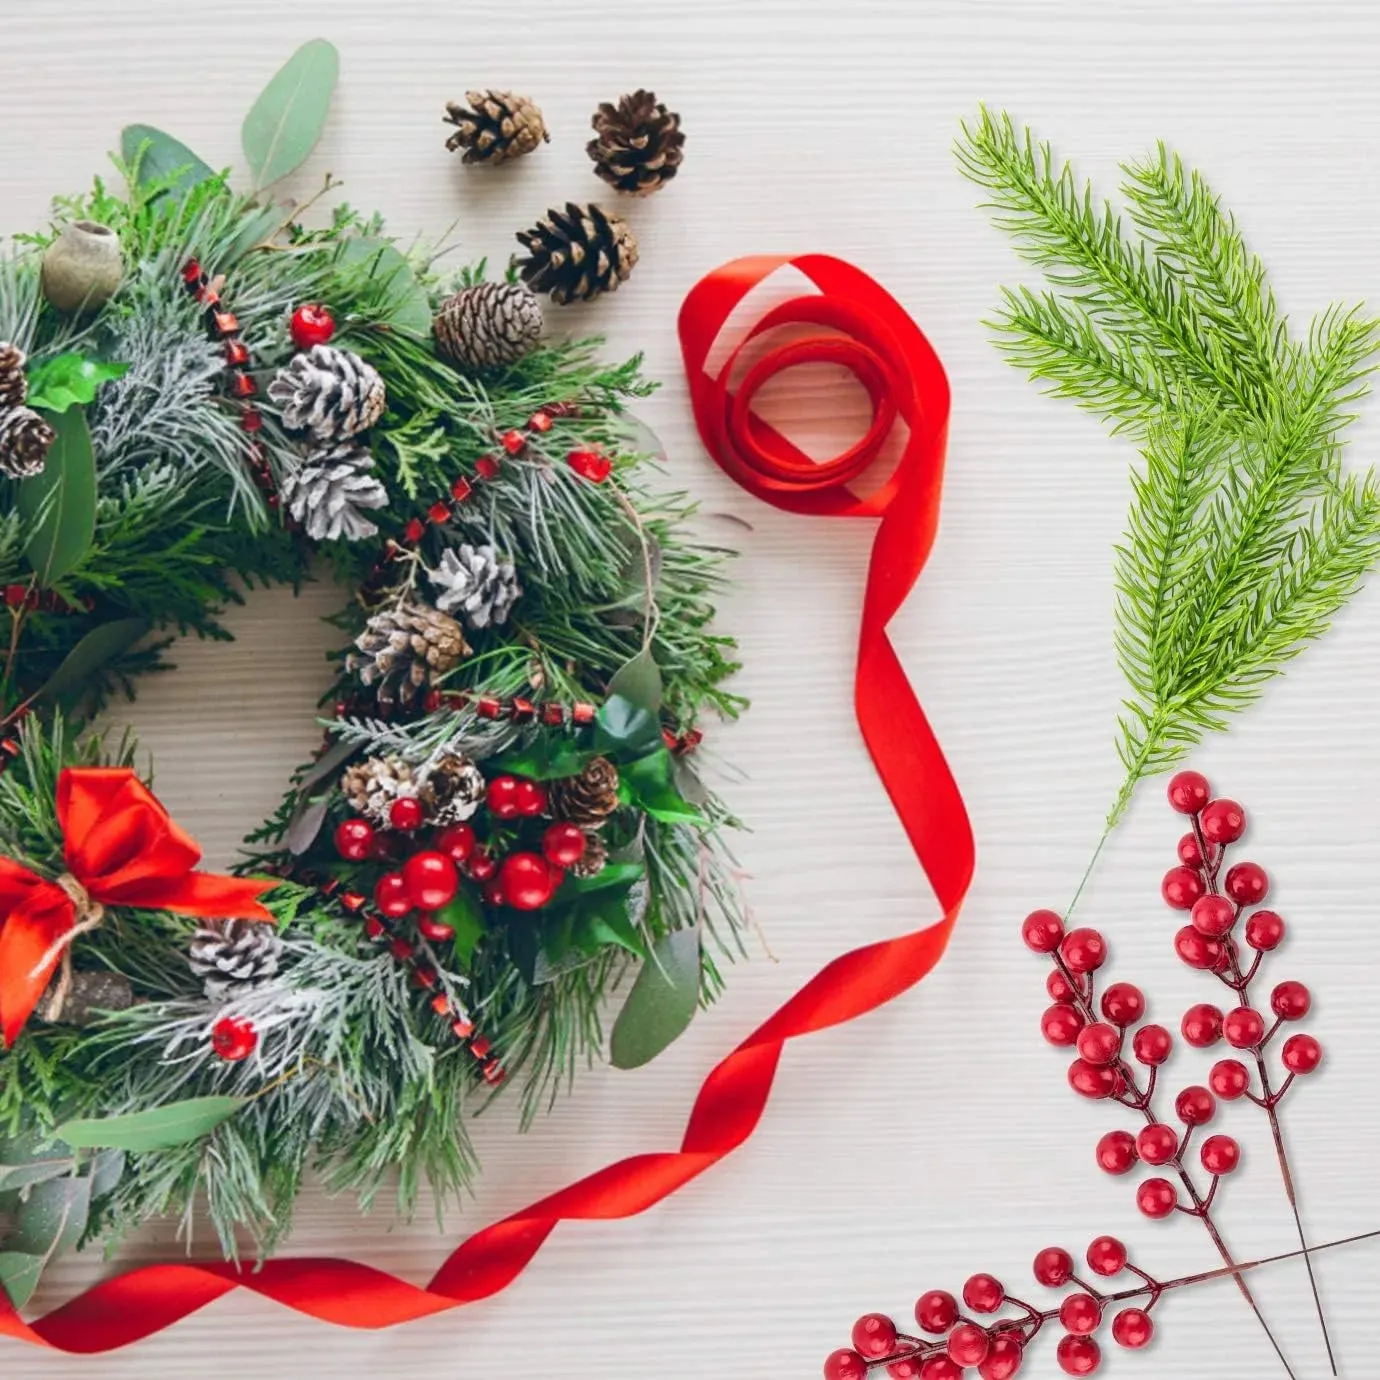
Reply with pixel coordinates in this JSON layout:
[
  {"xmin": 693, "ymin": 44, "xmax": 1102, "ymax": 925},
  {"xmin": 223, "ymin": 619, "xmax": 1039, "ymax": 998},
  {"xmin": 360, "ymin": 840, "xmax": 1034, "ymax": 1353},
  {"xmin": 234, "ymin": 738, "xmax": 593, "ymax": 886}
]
[{"xmin": 0, "ymin": 254, "xmax": 972, "ymax": 1353}]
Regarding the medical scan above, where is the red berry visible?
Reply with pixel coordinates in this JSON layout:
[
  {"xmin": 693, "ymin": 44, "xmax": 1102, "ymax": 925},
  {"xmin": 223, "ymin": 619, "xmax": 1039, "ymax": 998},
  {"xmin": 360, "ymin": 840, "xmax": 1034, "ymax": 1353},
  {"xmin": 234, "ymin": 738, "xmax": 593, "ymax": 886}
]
[
  {"xmin": 1137, "ymin": 1177, "xmax": 1178, "ymax": 1218},
  {"xmin": 1056, "ymin": 1334, "xmax": 1101, "ymax": 1375},
  {"xmin": 824, "ymin": 1350, "xmax": 868, "ymax": 1380},
  {"xmin": 1111, "ymin": 1308, "xmax": 1154, "ymax": 1349},
  {"xmin": 1042, "ymin": 1003, "xmax": 1085, "ymax": 1047},
  {"xmin": 334, "ymin": 817, "xmax": 375, "ymax": 861},
  {"xmin": 389, "ymin": 936, "xmax": 414, "ymax": 963},
  {"xmin": 1181, "ymin": 1002, "xmax": 1224, "ymax": 1048},
  {"xmin": 962, "ymin": 1274, "xmax": 1005, "ymax": 1314},
  {"xmin": 947, "ymin": 1323, "xmax": 990, "ymax": 1368},
  {"xmin": 977, "ymin": 1335, "xmax": 1024, "ymax": 1380},
  {"xmin": 1095, "ymin": 1130, "xmax": 1138, "ymax": 1175},
  {"xmin": 435, "ymin": 823, "xmax": 476, "ymax": 863},
  {"xmin": 389, "ymin": 795, "xmax": 425, "ymax": 831},
  {"xmin": 481, "ymin": 878, "xmax": 506, "ymax": 907},
  {"xmin": 1059, "ymin": 1293, "xmax": 1102, "ymax": 1335},
  {"xmin": 1068, "ymin": 1059, "xmax": 1117, "ymax": 1100},
  {"xmin": 513, "ymin": 778, "xmax": 548, "ymax": 816},
  {"xmin": 1190, "ymin": 894, "xmax": 1236, "ymax": 938},
  {"xmin": 1223, "ymin": 1006, "xmax": 1265, "ymax": 1049},
  {"xmin": 1132, "ymin": 1023, "xmax": 1172, "ymax": 1065},
  {"xmin": 1161, "ymin": 866, "xmax": 1204, "ymax": 910},
  {"xmin": 1200, "ymin": 1133, "xmax": 1241, "ymax": 1175},
  {"xmin": 1271, "ymin": 980, "xmax": 1311, "ymax": 1020},
  {"xmin": 919, "ymin": 1360, "xmax": 962, "ymax": 1380},
  {"xmin": 1076, "ymin": 1022, "xmax": 1121, "ymax": 1066},
  {"xmin": 1282, "ymin": 1033, "xmax": 1322, "ymax": 1074},
  {"xmin": 1086, "ymin": 1235, "xmax": 1128, "ymax": 1277},
  {"xmin": 1175, "ymin": 1085, "xmax": 1216, "ymax": 1125},
  {"xmin": 1177, "ymin": 832, "xmax": 1205, "ymax": 868},
  {"xmin": 418, "ymin": 914, "xmax": 456, "ymax": 943},
  {"xmin": 851, "ymin": 1314, "xmax": 898, "ymax": 1360},
  {"xmin": 374, "ymin": 870, "xmax": 412, "ymax": 919},
  {"xmin": 467, "ymin": 847, "xmax": 497, "ymax": 882},
  {"xmin": 1174, "ymin": 925, "xmax": 1222, "ymax": 970},
  {"xmin": 1033, "ymin": 1246, "xmax": 1074, "ymax": 1287},
  {"xmin": 1167, "ymin": 770, "xmax": 1210, "ymax": 813},
  {"xmin": 1022, "ymin": 909, "xmax": 1064, "ymax": 953},
  {"xmin": 1200, "ymin": 798, "xmax": 1246, "ymax": 844},
  {"xmin": 211, "ymin": 1015, "xmax": 257, "ymax": 1062},
  {"xmin": 486, "ymin": 775, "xmax": 523, "ymax": 819},
  {"xmin": 542, "ymin": 822, "xmax": 587, "ymax": 868},
  {"xmin": 1136, "ymin": 1123, "xmax": 1178, "ymax": 1166},
  {"xmin": 1060, "ymin": 928, "xmax": 1107, "ymax": 974},
  {"xmin": 289, "ymin": 302, "xmax": 336, "ymax": 349},
  {"xmin": 1047, "ymin": 970, "xmax": 1075, "ymax": 1002},
  {"xmin": 1210, "ymin": 1058, "xmax": 1250, "ymax": 1099},
  {"xmin": 1245, "ymin": 910, "xmax": 1285, "ymax": 951},
  {"xmin": 888, "ymin": 1362, "xmax": 922, "ymax": 1380},
  {"xmin": 498, "ymin": 851, "xmax": 558, "ymax": 910},
  {"xmin": 914, "ymin": 1290, "xmax": 959, "ymax": 1334},
  {"xmin": 1100, "ymin": 982, "xmax": 1145, "ymax": 1027},
  {"xmin": 1225, "ymin": 861, "xmax": 1268, "ymax": 905},
  {"xmin": 402, "ymin": 851, "xmax": 459, "ymax": 911}
]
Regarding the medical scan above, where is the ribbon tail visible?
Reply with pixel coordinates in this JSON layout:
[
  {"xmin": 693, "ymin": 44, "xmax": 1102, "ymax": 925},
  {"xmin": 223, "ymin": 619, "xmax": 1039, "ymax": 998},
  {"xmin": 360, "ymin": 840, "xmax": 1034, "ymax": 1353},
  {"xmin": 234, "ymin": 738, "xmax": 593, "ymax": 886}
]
[
  {"xmin": 109, "ymin": 872, "xmax": 276, "ymax": 923},
  {"xmin": 0, "ymin": 892, "xmax": 76, "ymax": 1046}
]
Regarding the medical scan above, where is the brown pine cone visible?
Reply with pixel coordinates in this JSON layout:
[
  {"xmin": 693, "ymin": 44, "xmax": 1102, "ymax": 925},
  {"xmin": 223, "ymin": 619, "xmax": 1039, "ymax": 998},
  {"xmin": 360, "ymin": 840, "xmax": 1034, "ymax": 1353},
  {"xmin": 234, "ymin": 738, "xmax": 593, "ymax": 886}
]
[
  {"xmin": 516, "ymin": 203, "xmax": 639, "ymax": 306},
  {"xmin": 346, "ymin": 602, "xmax": 470, "ymax": 706},
  {"xmin": 587, "ymin": 90, "xmax": 685, "ymax": 196},
  {"xmin": 549, "ymin": 756, "xmax": 621, "ymax": 828},
  {"xmin": 0, "ymin": 406, "xmax": 56, "ymax": 479},
  {"xmin": 569, "ymin": 831, "xmax": 608, "ymax": 878},
  {"xmin": 444, "ymin": 90, "xmax": 548, "ymax": 166},
  {"xmin": 0, "ymin": 343, "xmax": 28, "ymax": 408},
  {"xmin": 341, "ymin": 754, "xmax": 422, "ymax": 824},
  {"xmin": 433, "ymin": 282, "xmax": 543, "ymax": 370}
]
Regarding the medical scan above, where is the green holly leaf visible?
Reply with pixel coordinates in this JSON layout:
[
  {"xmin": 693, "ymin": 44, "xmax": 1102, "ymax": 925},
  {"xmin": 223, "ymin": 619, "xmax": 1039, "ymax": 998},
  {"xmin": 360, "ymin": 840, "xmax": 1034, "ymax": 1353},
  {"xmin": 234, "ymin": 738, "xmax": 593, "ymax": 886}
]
[
  {"xmin": 609, "ymin": 928, "xmax": 702, "ymax": 1069},
  {"xmin": 120, "ymin": 124, "xmax": 215, "ymax": 196},
  {"xmin": 24, "ymin": 355, "xmax": 129, "ymax": 413},
  {"xmin": 434, "ymin": 888, "xmax": 486, "ymax": 967},
  {"xmin": 54, "ymin": 1096, "xmax": 247, "ymax": 1152},
  {"xmin": 242, "ymin": 38, "xmax": 340, "ymax": 192},
  {"xmin": 19, "ymin": 405, "xmax": 96, "ymax": 586},
  {"xmin": 564, "ymin": 862, "xmax": 645, "ymax": 896},
  {"xmin": 606, "ymin": 648, "xmax": 663, "ymax": 714},
  {"xmin": 594, "ymin": 694, "xmax": 664, "ymax": 759},
  {"xmin": 621, "ymin": 749, "xmax": 706, "ymax": 825},
  {"xmin": 489, "ymin": 733, "xmax": 595, "ymax": 781}
]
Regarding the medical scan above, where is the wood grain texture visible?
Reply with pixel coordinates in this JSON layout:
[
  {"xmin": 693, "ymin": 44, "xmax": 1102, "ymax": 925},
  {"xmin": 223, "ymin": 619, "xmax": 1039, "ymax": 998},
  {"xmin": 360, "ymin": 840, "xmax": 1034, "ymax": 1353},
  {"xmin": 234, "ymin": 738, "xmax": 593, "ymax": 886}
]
[{"xmin": 4, "ymin": 1, "xmax": 1380, "ymax": 1374}]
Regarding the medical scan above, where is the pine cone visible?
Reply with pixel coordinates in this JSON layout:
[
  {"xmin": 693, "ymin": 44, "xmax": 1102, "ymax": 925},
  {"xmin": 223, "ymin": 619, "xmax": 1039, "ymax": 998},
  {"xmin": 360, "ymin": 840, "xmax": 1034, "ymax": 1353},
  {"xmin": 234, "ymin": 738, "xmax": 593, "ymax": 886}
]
[
  {"xmin": 587, "ymin": 90, "xmax": 685, "ymax": 197},
  {"xmin": 569, "ymin": 831, "xmax": 608, "ymax": 878},
  {"xmin": 281, "ymin": 440, "xmax": 389, "ymax": 542},
  {"xmin": 346, "ymin": 601, "xmax": 471, "ymax": 706},
  {"xmin": 268, "ymin": 345, "xmax": 386, "ymax": 442},
  {"xmin": 516, "ymin": 203, "xmax": 639, "ymax": 305},
  {"xmin": 0, "ymin": 406, "xmax": 56, "ymax": 479},
  {"xmin": 428, "ymin": 543, "xmax": 521, "ymax": 629},
  {"xmin": 444, "ymin": 90, "xmax": 548, "ymax": 166},
  {"xmin": 0, "ymin": 343, "xmax": 28, "ymax": 408},
  {"xmin": 549, "ymin": 756, "xmax": 621, "ymax": 827},
  {"xmin": 189, "ymin": 920, "xmax": 284, "ymax": 1002},
  {"xmin": 433, "ymin": 282, "xmax": 543, "ymax": 370},
  {"xmin": 423, "ymin": 751, "xmax": 487, "ymax": 824},
  {"xmin": 341, "ymin": 754, "xmax": 423, "ymax": 825}
]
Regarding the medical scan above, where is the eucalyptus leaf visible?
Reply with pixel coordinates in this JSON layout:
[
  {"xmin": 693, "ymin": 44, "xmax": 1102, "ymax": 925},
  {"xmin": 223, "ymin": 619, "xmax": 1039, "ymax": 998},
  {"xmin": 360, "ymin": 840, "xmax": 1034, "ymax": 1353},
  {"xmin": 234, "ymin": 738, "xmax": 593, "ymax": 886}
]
[
  {"xmin": 0, "ymin": 1252, "xmax": 45, "ymax": 1310},
  {"xmin": 242, "ymin": 39, "xmax": 340, "ymax": 192},
  {"xmin": 90, "ymin": 1149, "xmax": 126, "ymax": 1201},
  {"xmin": 609, "ymin": 928, "xmax": 701, "ymax": 1070},
  {"xmin": 25, "ymin": 355, "xmax": 129, "ymax": 413},
  {"xmin": 338, "ymin": 238, "xmax": 432, "ymax": 336},
  {"xmin": 606, "ymin": 648, "xmax": 663, "ymax": 714},
  {"xmin": 6, "ymin": 1175, "xmax": 92, "ymax": 1304},
  {"xmin": 35, "ymin": 618, "xmax": 148, "ymax": 710},
  {"xmin": 54, "ymin": 1096, "xmax": 247, "ymax": 1152},
  {"xmin": 593, "ymin": 694, "xmax": 663, "ymax": 759},
  {"xmin": 19, "ymin": 406, "xmax": 96, "ymax": 586},
  {"xmin": 120, "ymin": 124, "xmax": 215, "ymax": 195},
  {"xmin": 623, "ymin": 412, "xmax": 670, "ymax": 465},
  {"xmin": 0, "ymin": 1135, "xmax": 75, "ymax": 1193},
  {"xmin": 285, "ymin": 736, "xmax": 360, "ymax": 855}
]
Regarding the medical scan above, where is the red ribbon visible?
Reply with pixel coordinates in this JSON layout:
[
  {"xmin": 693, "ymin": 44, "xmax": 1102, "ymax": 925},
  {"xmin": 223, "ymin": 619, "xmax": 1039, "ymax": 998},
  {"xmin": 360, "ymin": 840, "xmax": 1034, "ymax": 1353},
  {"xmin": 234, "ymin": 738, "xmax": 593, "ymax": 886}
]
[
  {"xmin": 0, "ymin": 255, "xmax": 972, "ymax": 1352},
  {"xmin": 0, "ymin": 768, "xmax": 276, "ymax": 1045}
]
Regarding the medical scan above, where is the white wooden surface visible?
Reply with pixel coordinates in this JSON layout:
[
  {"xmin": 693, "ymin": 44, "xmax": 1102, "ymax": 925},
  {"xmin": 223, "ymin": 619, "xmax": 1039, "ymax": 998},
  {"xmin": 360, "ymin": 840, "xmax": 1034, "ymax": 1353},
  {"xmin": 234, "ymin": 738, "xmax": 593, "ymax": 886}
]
[{"xmin": 4, "ymin": 1, "xmax": 1380, "ymax": 1375}]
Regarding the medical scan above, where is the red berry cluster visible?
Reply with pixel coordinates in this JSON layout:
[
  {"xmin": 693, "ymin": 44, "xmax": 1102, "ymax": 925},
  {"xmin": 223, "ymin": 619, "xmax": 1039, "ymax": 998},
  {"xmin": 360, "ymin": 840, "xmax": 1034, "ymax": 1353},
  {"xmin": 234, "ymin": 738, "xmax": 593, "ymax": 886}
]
[{"xmin": 825, "ymin": 1239, "xmax": 1169, "ymax": 1378}]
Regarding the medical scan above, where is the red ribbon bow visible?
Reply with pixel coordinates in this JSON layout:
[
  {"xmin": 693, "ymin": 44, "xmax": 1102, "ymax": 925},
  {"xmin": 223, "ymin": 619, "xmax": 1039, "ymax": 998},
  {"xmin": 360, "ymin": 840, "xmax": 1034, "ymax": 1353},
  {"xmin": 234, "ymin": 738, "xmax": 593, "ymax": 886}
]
[{"xmin": 0, "ymin": 767, "xmax": 276, "ymax": 1045}]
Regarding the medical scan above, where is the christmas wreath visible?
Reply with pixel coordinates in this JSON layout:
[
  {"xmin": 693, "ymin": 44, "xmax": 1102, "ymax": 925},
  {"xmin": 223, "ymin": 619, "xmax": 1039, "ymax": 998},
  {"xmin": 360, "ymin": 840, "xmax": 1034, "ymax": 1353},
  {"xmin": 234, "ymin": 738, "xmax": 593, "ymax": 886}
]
[{"xmin": 0, "ymin": 42, "xmax": 743, "ymax": 1305}]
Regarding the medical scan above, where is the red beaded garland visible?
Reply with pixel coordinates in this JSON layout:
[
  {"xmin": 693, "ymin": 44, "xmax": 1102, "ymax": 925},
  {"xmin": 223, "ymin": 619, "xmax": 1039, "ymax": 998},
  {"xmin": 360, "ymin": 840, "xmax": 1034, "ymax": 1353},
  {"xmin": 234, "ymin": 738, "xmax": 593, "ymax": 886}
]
[
  {"xmin": 1058, "ymin": 1293, "xmax": 1102, "ymax": 1335},
  {"xmin": 402, "ymin": 851, "xmax": 459, "ymax": 911},
  {"xmin": 1210, "ymin": 1058, "xmax": 1250, "ymax": 1099},
  {"xmin": 289, "ymin": 302, "xmax": 336, "ymax": 349},
  {"xmin": 1181, "ymin": 1002, "xmax": 1224, "ymax": 1047},
  {"xmin": 388, "ymin": 796, "xmax": 425, "ymax": 831},
  {"xmin": 334, "ymin": 817, "xmax": 375, "ymax": 861},
  {"xmin": 1224, "ymin": 860, "xmax": 1268, "ymax": 905},
  {"xmin": 1161, "ymin": 865, "xmax": 1204, "ymax": 909},
  {"xmin": 1055, "ymin": 1333, "xmax": 1101, "ymax": 1376},
  {"xmin": 1200, "ymin": 1133, "xmax": 1241, "ymax": 1175},
  {"xmin": 1099, "ymin": 981, "xmax": 1144, "ymax": 1027},
  {"xmin": 1095, "ymin": 1129, "xmax": 1139, "ymax": 1175},
  {"xmin": 946, "ymin": 1323, "xmax": 990, "ymax": 1368},
  {"xmin": 373, "ymin": 870, "xmax": 412, "ymax": 919},
  {"xmin": 1136, "ymin": 1177, "xmax": 1178, "ymax": 1218},
  {"xmin": 1167, "ymin": 769, "xmax": 1210, "ymax": 814},
  {"xmin": 1041, "ymin": 1003, "xmax": 1085, "ymax": 1047},
  {"xmin": 1021, "ymin": 908, "xmax": 1064, "ymax": 953},
  {"xmin": 211, "ymin": 1015, "xmax": 258, "ymax": 1062},
  {"xmin": 1271, "ymin": 979, "xmax": 1311, "ymax": 1020},
  {"xmin": 1033, "ymin": 1246, "xmax": 1075, "ymax": 1286},
  {"xmin": 1200, "ymin": 797, "xmax": 1246, "ymax": 844},
  {"xmin": 1085, "ymin": 1235, "xmax": 1128, "ymax": 1277},
  {"xmin": 851, "ymin": 1314, "xmax": 898, "ymax": 1359},
  {"xmin": 1135, "ymin": 1123, "xmax": 1178, "ymax": 1166},
  {"xmin": 1282, "ymin": 1032, "xmax": 1323, "ymax": 1074},
  {"xmin": 1111, "ymin": 1307, "xmax": 1154, "ymax": 1349},
  {"xmin": 914, "ymin": 1289, "xmax": 959, "ymax": 1334},
  {"xmin": 1131, "ymin": 1023, "xmax": 1172, "ymax": 1065},
  {"xmin": 498, "ymin": 851, "xmax": 559, "ymax": 910},
  {"xmin": 1060, "ymin": 927, "xmax": 1107, "ymax": 974},
  {"xmin": 962, "ymin": 1273, "xmax": 1005, "ymax": 1314}
]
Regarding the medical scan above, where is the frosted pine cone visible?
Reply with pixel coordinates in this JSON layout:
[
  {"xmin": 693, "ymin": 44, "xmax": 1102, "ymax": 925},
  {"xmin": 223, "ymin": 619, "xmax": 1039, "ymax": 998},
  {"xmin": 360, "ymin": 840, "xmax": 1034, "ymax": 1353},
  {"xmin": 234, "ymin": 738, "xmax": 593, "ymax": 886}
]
[
  {"xmin": 0, "ymin": 406, "xmax": 56, "ymax": 478},
  {"xmin": 433, "ymin": 283, "xmax": 543, "ymax": 370},
  {"xmin": 346, "ymin": 602, "xmax": 470, "ymax": 706},
  {"xmin": 428, "ymin": 544, "xmax": 521, "ymax": 629},
  {"xmin": 444, "ymin": 90, "xmax": 548, "ymax": 166},
  {"xmin": 549, "ymin": 756, "xmax": 620, "ymax": 827},
  {"xmin": 268, "ymin": 345, "xmax": 386, "ymax": 441},
  {"xmin": 281, "ymin": 440, "xmax": 389, "ymax": 542},
  {"xmin": 422, "ymin": 751, "xmax": 487, "ymax": 824},
  {"xmin": 189, "ymin": 920, "xmax": 284, "ymax": 1002},
  {"xmin": 340, "ymin": 754, "xmax": 421, "ymax": 825},
  {"xmin": 0, "ymin": 342, "xmax": 28, "ymax": 408}
]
